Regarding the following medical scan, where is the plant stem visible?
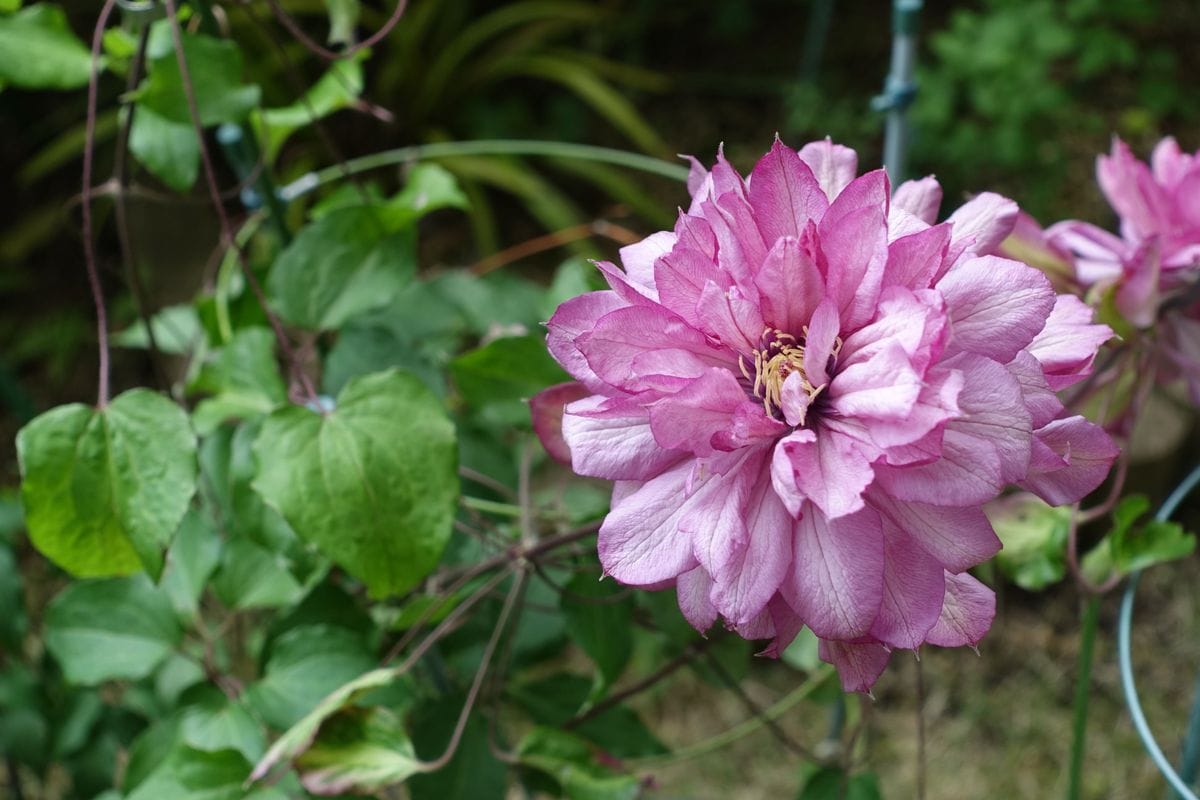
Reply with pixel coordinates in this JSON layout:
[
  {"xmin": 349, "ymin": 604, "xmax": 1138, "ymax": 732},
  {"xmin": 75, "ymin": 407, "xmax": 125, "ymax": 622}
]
[
  {"xmin": 1068, "ymin": 596, "xmax": 1101, "ymax": 800},
  {"xmin": 82, "ymin": 0, "xmax": 119, "ymax": 407},
  {"xmin": 279, "ymin": 140, "xmax": 691, "ymax": 202}
]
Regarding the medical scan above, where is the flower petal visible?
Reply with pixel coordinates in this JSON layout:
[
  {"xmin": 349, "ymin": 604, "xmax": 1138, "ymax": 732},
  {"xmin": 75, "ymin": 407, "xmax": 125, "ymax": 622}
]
[
  {"xmin": 819, "ymin": 170, "xmax": 890, "ymax": 330},
  {"xmin": 753, "ymin": 232, "xmax": 826, "ymax": 334},
  {"xmin": 883, "ymin": 222, "xmax": 952, "ymax": 290},
  {"xmin": 784, "ymin": 505, "xmax": 884, "ymax": 640},
  {"xmin": 546, "ymin": 291, "xmax": 626, "ymax": 391},
  {"xmin": 530, "ymin": 382, "xmax": 590, "ymax": 465},
  {"xmin": 677, "ymin": 566, "xmax": 718, "ymax": 632},
  {"xmin": 771, "ymin": 429, "xmax": 875, "ymax": 519},
  {"xmin": 892, "ymin": 176, "xmax": 942, "ymax": 224},
  {"xmin": 946, "ymin": 191, "xmax": 1018, "ymax": 258},
  {"xmin": 619, "ymin": 230, "xmax": 676, "ymax": 288},
  {"xmin": 563, "ymin": 395, "xmax": 687, "ymax": 480},
  {"xmin": 748, "ymin": 137, "xmax": 829, "ymax": 242},
  {"xmin": 819, "ymin": 639, "xmax": 892, "ymax": 694},
  {"xmin": 937, "ymin": 255, "xmax": 1056, "ymax": 362},
  {"xmin": 1017, "ymin": 416, "xmax": 1118, "ymax": 505},
  {"xmin": 867, "ymin": 491, "xmax": 1001, "ymax": 573},
  {"xmin": 869, "ymin": 519, "xmax": 946, "ymax": 650},
  {"xmin": 649, "ymin": 368, "xmax": 782, "ymax": 458},
  {"xmin": 798, "ymin": 138, "xmax": 859, "ymax": 201},
  {"xmin": 924, "ymin": 571, "xmax": 995, "ymax": 648}
]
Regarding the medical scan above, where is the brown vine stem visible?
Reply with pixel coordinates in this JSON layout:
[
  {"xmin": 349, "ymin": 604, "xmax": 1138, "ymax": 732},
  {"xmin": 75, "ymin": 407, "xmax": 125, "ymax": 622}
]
[
  {"xmin": 161, "ymin": 0, "xmax": 319, "ymax": 404},
  {"xmin": 564, "ymin": 640, "xmax": 707, "ymax": 730},
  {"xmin": 261, "ymin": 0, "xmax": 410, "ymax": 62},
  {"xmin": 416, "ymin": 568, "xmax": 528, "ymax": 773},
  {"xmin": 111, "ymin": 25, "xmax": 170, "ymax": 392},
  {"xmin": 469, "ymin": 220, "xmax": 642, "ymax": 277},
  {"xmin": 82, "ymin": 0, "xmax": 119, "ymax": 407}
]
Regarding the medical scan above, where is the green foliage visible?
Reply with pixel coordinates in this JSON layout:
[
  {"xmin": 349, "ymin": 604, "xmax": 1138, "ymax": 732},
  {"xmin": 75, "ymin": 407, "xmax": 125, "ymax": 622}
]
[
  {"xmin": 797, "ymin": 766, "xmax": 882, "ymax": 800},
  {"xmin": 991, "ymin": 494, "xmax": 1073, "ymax": 590},
  {"xmin": 44, "ymin": 576, "xmax": 182, "ymax": 685},
  {"xmin": 137, "ymin": 31, "xmax": 260, "ymax": 126},
  {"xmin": 0, "ymin": 4, "xmax": 94, "ymax": 89},
  {"xmin": 253, "ymin": 370, "xmax": 458, "ymax": 597},
  {"xmin": 517, "ymin": 727, "xmax": 641, "ymax": 800},
  {"xmin": 1081, "ymin": 494, "xmax": 1197, "ymax": 583},
  {"xmin": 16, "ymin": 389, "xmax": 197, "ymax": 578},
  {"xmin": 559, "ymin": 573, "xmax": 634, "ymax": 692},
  {"xmin": 254, "ymin": 56, "xmax": 365, "ymax": 163}
]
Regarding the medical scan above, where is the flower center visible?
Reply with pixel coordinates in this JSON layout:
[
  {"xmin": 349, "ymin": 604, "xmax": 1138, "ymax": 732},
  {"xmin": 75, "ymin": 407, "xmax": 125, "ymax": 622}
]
[{"xmin": 738, "ymin": 327, "xmax": 841, "ymax": 423}]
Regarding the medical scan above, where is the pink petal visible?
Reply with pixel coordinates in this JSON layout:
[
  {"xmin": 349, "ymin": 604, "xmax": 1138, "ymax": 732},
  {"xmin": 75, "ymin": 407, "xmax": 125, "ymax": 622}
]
[
  {"xmin": 784, "ymin": 506, "xmax": 884, "ymax": 640},
  {"xmin": 677, "ymin": 566, "xmax": 717, "ymax": 632},
  {"xmin": 937, "ymin": 255, "xmax": 1056, "ymax": 363},
  {"xmin": 1006, "ymin": 351, "xmax": 1063, "ymax": 428},
  {"xmin": 682, "ymin": 448, "xmax": 766, "ymax": 575},
  {"xmin": 1098, "ymin": 137, "xmax": 1170, "ymax": 242},
  {"xmin": 709, "ymin": 462, "xmax": 794, "ymax": 625},
  {"xmin": 819, "ymin": 639, "xmax": 892, "ymax": 693},
  {"xmin": 695, "ymin": 281, "xmax": 766, "ymax": 352},
  {"xmin": 1151, "ymin": 136, "xmax": 1192, "ymax": 187},
  {"xmin": 868, "ymin": 520, "xmax": 946, "ymax": 650},
  {"xmin": 867, "ymin": 491, "xmax": 1001, "ymax": 573},
  {"xmin": 577, "ymin": 304, "xmax": 734, "ymax": 392},
  {"xmin": 753, "ymin": 233, "xmax": 826, "ymax": 334},
  {"xmin": 1027, "ymin": 293, "xmax": 1114, "ymax": 392},
  {"xmin": 892, "ymin": 176, "xmax": 943, "ymax": 224},
  {"xmin": 883, "ymin": 222, "xmax": 952, "ymax": 290},
  {"xmin": 595, "ymin": 260, "xmax": 657, "ymax": 305},
  {"xmin": 683, "ymin": 154, "xmax": 710, "ymax": 199},
  {"xmin": 839, "ymin": 286, "xmax": 946, "ymax": 373},
  {"xmin": 655, "ymin": 246, "xmax": 732, "ymax": 327},
  {"xmin": 828, "ymin": 339, "xmax": 921, "ymax": 421},
  {"xmin": 1017, "ymin": 416, "xmax": 1118, "ymax": 505},
  {"xmin": 803, "ymin": 298, "xmax": 841, "ymax": 388},
  {"xmin": 530, "ymin": 382, "xmax": 590, "ymax": 465},
  {"xmin": 924, "ymin": 571, "xmax": 995, "ymax": 648},
  {"xmin": 1044, "ymin": 220, "xmax": 1126, "ymax": 285},
  {"xmin": 674, "ymin": 209, "xmax": 718, "ymax": 259},
  {"xmin": 546, "ymin": 291, "xmax": 626, "ymax": 391},
  {"xmin": 748, "ymin": 137, "xmax": 829, "ymax": 243},
  {"xmin": 771, "ymin": 429, "xmax": 876, "ymax": 520},
  {"xmin": 759, "ymin": 596, "xmax": 806, "ymax": 658},
  {"xmin": 946, "ymin": 191, "xmax": 1018, "ymax": 257},
  {"xmin": 649, "ymin": 369, "xmax": 781, "ymax": 458},
  {"xmin": 797, "ymin": 138, "xmax": 859, "ymax": 201},
  {"xmin": 874, "ymin": 428, "xmax": 1003, "ymax": 506},
  {"xmin": 943, "ymin": 353, "xmax": 1033, "ymax": 483},
  {"xmin": 819, "ymin": 170, "xmax": 890, "ymax": 330},
  {"xmin": 563, "ymin": 395, "xmax": 687, "ymax": 480},
  {"xmin": 618, "ymin": 231, "xmax": 676, "ymax": 289}
]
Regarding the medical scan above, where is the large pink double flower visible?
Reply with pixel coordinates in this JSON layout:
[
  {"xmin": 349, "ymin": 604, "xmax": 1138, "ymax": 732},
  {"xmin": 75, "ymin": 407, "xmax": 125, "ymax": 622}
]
[
  {"xmin": 1045, "ymin": 137, "xmax": 1200, "ymax": 402},
  {"xmin": 536, "ymin": 139, "xmax": 1117, "ymax": 691}
]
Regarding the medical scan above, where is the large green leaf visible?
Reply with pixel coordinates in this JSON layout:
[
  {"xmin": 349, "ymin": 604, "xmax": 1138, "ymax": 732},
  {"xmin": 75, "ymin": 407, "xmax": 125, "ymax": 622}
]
[
  {"xmin": 559, "ymin": 574, "xmax": 633, "ymax": 691},
  {"xmin": 252, "ymin": 370, "xmax": 457, "ymax": 597},
  {"xmin": 44, "ymin": 576, "xmax": 182, "ymax": 685},
  {"xmin": 295, "ymin": 707, "xmax": 421, "ymax": 795},
  {"xmin": 251, "ymin": 666, "xmax": 401, "ymax": 783},
  {"xmin": 255, "ymin": 56, "xmax": 364, "ymax": 162},
  {"xmin": 244, "ymin": 624, "xmax": 377, "ymax": 731},
  {"xmin": 990, "ymin": 494, "xmax": 1072, "ymax": 591},
  {"xmin": 451, "ymin": 334, "xmax": 570, "ymax": 409},
  {"xmin": 0, "ymin": 4, "xmax": 94, "ymax": 90},
  {"xmin": 126, "ymin": 745, "xmax": 284, "ymax": 800},
  {"xmin": 409, "ymin": 694, "xmax": 507, "ymax": 800},
  {"xmin": 137, "ymin": 33, "xmax": 260, "ymax": 126},
  {"xmin": 178, "ymin": 687, "xmax": 266, "ymax": 762},
  {"xmin": 382, "ymin": 163, "xmax": 470, "ymax": 228},
  {"xmin": 16, "ymin": 389, "xmax": 197, "ymax": 577},
  {"xmin": 267, "ymin": 206, "xmax": 416, "ymax": 331},
  {"xmin": 128, "ymin": 105, "xmax": 201, "ymax": 192}
]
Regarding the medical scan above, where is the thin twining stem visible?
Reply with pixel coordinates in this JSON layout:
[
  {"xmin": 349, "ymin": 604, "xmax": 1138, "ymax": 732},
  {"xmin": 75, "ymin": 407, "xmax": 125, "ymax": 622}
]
[
  {"xmin": 81, "ymin": 0, "xmax": 120, "ymax": 406},
  {"xmin": 262, "ymin": 0, "xmax": 409, "ymax": 62}
]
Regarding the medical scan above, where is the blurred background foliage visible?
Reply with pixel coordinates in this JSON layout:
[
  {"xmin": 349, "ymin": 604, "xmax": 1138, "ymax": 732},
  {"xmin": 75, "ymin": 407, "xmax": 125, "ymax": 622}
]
[{"xmin": 2, "ymin": 2, "xmax": 1200, "ymax": 799}]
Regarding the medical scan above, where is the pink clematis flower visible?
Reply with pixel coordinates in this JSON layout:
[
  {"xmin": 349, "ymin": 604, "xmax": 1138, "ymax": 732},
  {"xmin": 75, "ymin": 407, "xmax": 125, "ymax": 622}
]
[
  {"xmin": 534, "ymin": 139, "xmax": 1117, "ymax": 692},
  {"xmin": 1045, "ymin": 137, "xmax": 1200, "ymax": 401}
]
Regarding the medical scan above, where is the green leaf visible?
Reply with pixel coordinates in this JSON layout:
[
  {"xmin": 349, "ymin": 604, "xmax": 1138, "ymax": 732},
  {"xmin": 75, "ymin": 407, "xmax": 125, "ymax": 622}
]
[
  {"xmin": 0, "ymin": 4, "xmax": 95, "ymax": 90},
  {"xmin": 295, "ymin": 707, "xmax": 421, "ymax": 795},
  {"xmin": 255, "ymin": 56, "xmax": 364, "ymax": 162},
  {"xmin": 324, "ymin": 0, "xmax": 359, "ymax": 45},
  {"xmin": 0, "ymin": 542, "xmax": 27, "ymax": 649},
  {"xmin": 251, "ymin": 666, "xmax": 401, "ymax": 783},
  {"xmin": 137, "ymin": 33, "xmax": 260, "ymax": 126},
  {"xmin": 267, "ymin": 206, "xmax": 416, "ymax": 331},
  {"xmin": 798, "ymin": 767, "xmax": 882, "ymax": 800},
  {"xmin": 508, "ymin": 673, "xmax": 666, "ymax": 759},
  {"xmin": 44, "ymin": 575, "xmax": 182, "ymax": 685},
  {"xmin": 990, "ymin": 494, "xmax": 1072, "ymax": 590},
  {"xmin": 160, "ymin": 509, "xmax": 222, "ymax": 617},
  {"xmin": 113, "ymin": 303, "xmax": 205, "ymax": 355},
  {"xmin": 560, "ymin": 574, "xmax": 633, "ymax": 692},
  {"xmin": 179, "ymin": 687, "xmax": 266, "ymax": 761},
  {"xmin": 409, "ymin": 694, "xmax": 507, "ymax": 800},
  {"xmin": 244, "ymin": 624, "xmax": 376, "ymax": 730},
  {"xmin": 190, "ymin": 327, "xmax": 286, "ymax": 434},
  {"xmin": 517, "ymin": 727, "xmax": 639, "ymax": 800},
  {"xmin": 128, "ymin": 105, "xmax": 200, "ymax": 192},
  {"xmin": 382, "ymin": 163, "xmax": 470, "ymax": 228},
  {"xmin": 253, "ymin": 370, "xmax": 457, "ymax": 597},
  {"xmin": 211, "ymin": 538, "xmax": 302, "ymax": 610},
  {"xmin": 451, "ymin": 334, "xmax": 569, "ymax": 406},
  {"xmin": 17, "ymin": 389, "xmax": 197, "ymax": 577},
  {"xmin": 125, "ymin": 745, "xmax": 265, "ymax": 800},
  {"xmin": 1082, "ymin": 494, "xmax": 1197, "ymax": 582}
]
